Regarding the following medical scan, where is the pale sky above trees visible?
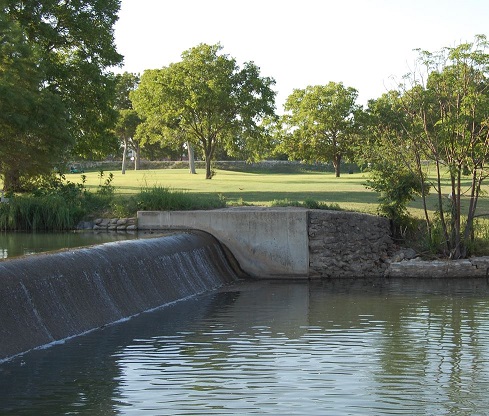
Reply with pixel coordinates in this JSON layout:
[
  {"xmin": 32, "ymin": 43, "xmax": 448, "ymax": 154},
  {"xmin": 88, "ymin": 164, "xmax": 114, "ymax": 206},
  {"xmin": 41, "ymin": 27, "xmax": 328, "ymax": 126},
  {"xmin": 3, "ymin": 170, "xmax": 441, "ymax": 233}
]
[{"xmin": 114, "ymin": 0, "xmax": 489, "ymax": 109}]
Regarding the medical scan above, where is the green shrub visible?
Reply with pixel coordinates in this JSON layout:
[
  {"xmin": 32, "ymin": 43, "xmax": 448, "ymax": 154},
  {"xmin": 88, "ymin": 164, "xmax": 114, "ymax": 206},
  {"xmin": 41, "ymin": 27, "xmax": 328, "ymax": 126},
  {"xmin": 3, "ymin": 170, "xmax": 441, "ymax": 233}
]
[
  {"xmin": 0, "ymin": 171, "xmax": 119, "ymax": 231},
  {"xmin": 130, "ymin": 186, "xmax": 226, "ymax": 212},
  {"xmin": 0, "ymin": 194, "xmax": 86, "ymax": 231},
  {"xmin": 270, "ymin": 198, "xmax": 341, "ymax": 210}
]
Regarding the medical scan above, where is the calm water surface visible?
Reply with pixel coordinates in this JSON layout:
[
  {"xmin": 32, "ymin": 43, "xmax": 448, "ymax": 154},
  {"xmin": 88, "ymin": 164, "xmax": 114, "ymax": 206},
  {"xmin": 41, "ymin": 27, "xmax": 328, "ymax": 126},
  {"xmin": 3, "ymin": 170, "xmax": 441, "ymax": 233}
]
[
  {"xmin": 1, "ymin": 278, "xmax": 489, "ymax": 415},
  {"xmin": 0, "ymin": 231, "xmax": 164, "ymax": 259}
]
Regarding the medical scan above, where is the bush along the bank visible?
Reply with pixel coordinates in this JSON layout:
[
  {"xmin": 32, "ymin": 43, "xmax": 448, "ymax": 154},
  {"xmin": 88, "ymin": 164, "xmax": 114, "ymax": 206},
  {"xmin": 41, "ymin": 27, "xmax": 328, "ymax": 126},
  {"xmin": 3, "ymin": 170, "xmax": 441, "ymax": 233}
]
[
  {"xmin": 271, "ymin": 198, "xmax": 341, "ymax": 210},
  {"xmin": 0, "ymin": 175, "xmax": 227, "ymax": 231},
  {"xmin": 0, "ymin": 172, "xmax": 115, "ymax": 231},
  {"xmin": 115, "ymin": 186, "xmax": 227, "ymax": 215}
]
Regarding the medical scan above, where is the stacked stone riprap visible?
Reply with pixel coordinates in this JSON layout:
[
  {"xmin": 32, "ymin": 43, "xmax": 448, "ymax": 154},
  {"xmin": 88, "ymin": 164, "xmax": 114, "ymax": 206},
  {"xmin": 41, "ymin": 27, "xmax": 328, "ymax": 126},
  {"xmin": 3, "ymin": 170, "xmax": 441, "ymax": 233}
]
[
  {"xmin": 76, "ymin": 217, "xmax": 137, "ymax": 231},
  {"xmin": 385, "ymin": 257, "xmax": 489, "ymax": 277},
  {"xmin": 93, "ymin": 217, "xmax": 137, "ymax": 231},
  {"xmin": 308, "ymin": 210, "xmax": 393, "ymax": 278}
]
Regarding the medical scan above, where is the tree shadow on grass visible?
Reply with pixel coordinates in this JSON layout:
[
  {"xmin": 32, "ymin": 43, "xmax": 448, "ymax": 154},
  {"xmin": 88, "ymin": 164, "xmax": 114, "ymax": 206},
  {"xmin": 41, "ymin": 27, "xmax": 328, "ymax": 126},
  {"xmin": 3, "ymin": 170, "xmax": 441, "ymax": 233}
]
[{"xmin": 219, "ymin": 190, "xmax": 379, "ymax": 205}]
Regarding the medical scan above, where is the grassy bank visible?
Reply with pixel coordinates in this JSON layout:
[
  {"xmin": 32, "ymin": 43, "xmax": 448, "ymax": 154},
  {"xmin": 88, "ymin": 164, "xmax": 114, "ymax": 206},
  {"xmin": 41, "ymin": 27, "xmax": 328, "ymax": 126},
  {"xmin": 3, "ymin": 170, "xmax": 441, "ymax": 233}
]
[
  {"xmin": 2, "ymin": 167, "xmax": 489, "ymax": 256},
  {"xmin": 78, "ymin": 169, "xmax": 380, "ymax": 213},
  {"xmin": 75, "ymin": 167, "xmax": 489, "ymax": 218}
]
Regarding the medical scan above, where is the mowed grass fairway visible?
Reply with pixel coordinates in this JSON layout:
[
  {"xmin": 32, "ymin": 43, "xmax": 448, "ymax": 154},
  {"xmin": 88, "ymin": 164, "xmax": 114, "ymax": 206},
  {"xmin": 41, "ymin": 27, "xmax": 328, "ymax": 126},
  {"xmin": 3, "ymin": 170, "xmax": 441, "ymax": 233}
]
[
  {"xmin": 81, "ymin": 169, "xmax": 378, "ymax": 213},
  {"xmin": 78, "ymin": 168, "xmax": 489, "ymax": 218}
]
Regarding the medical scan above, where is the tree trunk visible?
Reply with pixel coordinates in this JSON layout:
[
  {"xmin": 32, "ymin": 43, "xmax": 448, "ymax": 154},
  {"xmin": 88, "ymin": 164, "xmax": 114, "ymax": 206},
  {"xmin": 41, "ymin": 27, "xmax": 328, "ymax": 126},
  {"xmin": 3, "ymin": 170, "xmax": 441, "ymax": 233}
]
[
  {"xmin": 463, "ymin": 168, "xmax": 482, "ymax": 255},
  {"xmin": 187, "ymin": 142, "xmax": 196, "ymax": 174},
  {"xmin": 204, "ymin": 137, "xmax": 215, "ymax": 179},
  {"xmin": 121, "ymin": 139, "xmax": 127, "ymax": 174},
  {"xmin": 205, "ymin": 158, "xmax": 212, "ymax": 179},
  {"xmin": 133, "ymin": 142, "xmax": 140, "ymax": 170},
  {"xmin": 333, "ymin": 154, "xmax": 341, "ymax": 177},
  {"xmin": 2, "ymin": 168, "xmax": 22, "ymax": 193},
  {"xmin": 435, "ymin": 160, "xmax": 451, "ymax": 256}
]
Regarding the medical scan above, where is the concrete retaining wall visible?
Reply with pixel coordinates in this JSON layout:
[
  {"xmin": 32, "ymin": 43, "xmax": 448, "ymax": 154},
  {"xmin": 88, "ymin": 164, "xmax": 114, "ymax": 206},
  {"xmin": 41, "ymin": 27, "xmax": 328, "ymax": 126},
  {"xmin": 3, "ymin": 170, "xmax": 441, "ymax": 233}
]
[
  {"xmin": 386, "ymin": 257, "xmax": 489, "ymax": 277},
  {"xmin": 137, "ymin": 208, "xmax": 394, "ymax": 278},
  {"xmin": 138, "ymin": 208, "xmax": 310, "ymax": 278},
  {"xmin": 137, "ymin": 208, "xmax": 489, "ymax": 278}
]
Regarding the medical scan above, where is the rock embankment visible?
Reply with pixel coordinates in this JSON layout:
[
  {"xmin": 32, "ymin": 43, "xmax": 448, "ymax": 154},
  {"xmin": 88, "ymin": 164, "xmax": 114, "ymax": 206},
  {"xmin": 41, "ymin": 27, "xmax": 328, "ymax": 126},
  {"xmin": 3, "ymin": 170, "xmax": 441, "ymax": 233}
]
[
  {"xmin": 308, "ymin": 210, "xmax": 393, "ymax": 278},
  {"xmin": 385, "ymin": 255, "xmax": 489, "ymax": 278},
  {"xmin": 77, "ymin": 210, "xmax": 489, "ymax": 278},
  {"xmin": 76, "ymin": 217, "xmax": 137, "ymax": 231}
]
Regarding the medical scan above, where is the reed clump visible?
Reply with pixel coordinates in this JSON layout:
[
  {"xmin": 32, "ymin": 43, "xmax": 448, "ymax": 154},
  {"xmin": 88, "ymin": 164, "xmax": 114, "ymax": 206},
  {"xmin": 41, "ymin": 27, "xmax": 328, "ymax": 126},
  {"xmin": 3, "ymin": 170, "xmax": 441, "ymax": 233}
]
[
  {"xmin": 0, "ymin": 174, "xmax": 227, "ymax": 231},
  {"xmin": 112, "ymin": 186, "xmax": 226, "ymax": 217}
]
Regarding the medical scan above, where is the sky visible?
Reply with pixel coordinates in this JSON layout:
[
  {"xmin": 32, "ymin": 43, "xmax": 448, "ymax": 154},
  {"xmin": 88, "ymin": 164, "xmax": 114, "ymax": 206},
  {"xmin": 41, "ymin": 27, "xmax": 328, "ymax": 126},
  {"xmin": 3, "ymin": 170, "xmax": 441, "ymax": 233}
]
[{"xmin": 114, "ymin": 0, "xmax": 489, "ymax": 109}]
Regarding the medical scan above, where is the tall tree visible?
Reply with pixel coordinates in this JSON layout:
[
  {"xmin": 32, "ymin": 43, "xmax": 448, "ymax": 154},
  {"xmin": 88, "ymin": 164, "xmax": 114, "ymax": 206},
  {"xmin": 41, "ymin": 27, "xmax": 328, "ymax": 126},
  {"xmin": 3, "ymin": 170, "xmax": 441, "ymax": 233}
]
[
  {"xmin": 403, "ymin": 35, "xmax": 489, "ymax": 258},
  {"xmin": 279, "ymin": 82, "xmax": 360, "ymax": 177},
  {"xmin": 131, "ymin": 43, "xmax": 276, "ymax": 179},
  {"xmin": 0, "ymin": 4, "xmax": 65, "ymax": 190},
  {"xmin": 359, "ymin": 92, "xmax": 427, "ymax": 236},
  {"xmin": 365, "ymin": 36, "xmax": 489, "ymax": 258},
  {"xmin": 1, "ymin": 0, "xmax": 122, "ymax": 191},
  {"xmin": 114, "ymin": 72, "xmax": 141, "ymax": 173}
]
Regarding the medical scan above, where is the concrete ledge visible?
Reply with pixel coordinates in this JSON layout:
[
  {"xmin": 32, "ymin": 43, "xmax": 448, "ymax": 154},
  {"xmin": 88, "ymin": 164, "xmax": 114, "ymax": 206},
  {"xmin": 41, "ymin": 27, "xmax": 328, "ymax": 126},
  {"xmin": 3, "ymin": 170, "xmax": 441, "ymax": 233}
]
[
  {"xmin": 138, "ymin": 208, "xmax": 309, "ymax": 278},
  {"xmin": 386, "ymin": 257, "xmax": 489, "ymax": 278}
]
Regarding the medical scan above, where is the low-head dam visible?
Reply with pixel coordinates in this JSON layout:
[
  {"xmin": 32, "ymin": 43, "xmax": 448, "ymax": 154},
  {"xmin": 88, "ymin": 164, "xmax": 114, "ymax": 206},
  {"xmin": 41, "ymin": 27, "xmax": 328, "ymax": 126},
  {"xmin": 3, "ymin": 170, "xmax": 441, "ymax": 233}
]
[{"xmin": 137, "ymin": 207, "xmax": 394, "ymax": 279}]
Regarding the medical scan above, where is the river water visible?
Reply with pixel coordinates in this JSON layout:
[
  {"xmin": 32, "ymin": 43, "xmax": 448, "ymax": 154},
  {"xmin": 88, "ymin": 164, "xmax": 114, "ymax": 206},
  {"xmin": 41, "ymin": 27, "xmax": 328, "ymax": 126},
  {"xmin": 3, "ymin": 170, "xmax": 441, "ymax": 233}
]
[
  {"xmin": 1, "ymin": 278, "xmax": 489, "ymax": 415},
  {"xmin": 0, "ymin": 231, "xmax": 156, "ymax": 259}
]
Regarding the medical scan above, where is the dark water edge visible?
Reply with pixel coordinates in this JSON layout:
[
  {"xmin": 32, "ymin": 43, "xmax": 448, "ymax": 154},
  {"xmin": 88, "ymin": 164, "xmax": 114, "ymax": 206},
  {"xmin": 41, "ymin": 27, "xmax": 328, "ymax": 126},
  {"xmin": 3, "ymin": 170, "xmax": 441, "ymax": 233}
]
[
  {"xmin": 1, "ymin": 278, "xmax": 489, "ymax": 415},
  {"xmin": 0, "ymin": 230, "xmax": 166, "ymax": 260}
]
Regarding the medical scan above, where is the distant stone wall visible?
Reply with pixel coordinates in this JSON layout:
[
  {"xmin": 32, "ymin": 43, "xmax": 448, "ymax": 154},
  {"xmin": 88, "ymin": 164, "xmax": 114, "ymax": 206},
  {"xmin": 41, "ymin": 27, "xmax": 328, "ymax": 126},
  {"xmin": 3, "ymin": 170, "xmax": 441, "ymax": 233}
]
[{"xmin": 308, "ymin": 211, "xmax": 393, "ymax": 278}]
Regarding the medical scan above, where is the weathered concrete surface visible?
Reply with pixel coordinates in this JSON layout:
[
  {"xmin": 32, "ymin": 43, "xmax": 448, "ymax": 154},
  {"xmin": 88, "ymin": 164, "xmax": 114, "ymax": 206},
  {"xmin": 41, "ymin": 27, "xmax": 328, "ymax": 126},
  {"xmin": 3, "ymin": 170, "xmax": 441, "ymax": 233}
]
[
  {"xmin": 138, "ymin": 208, "xmax": 310, "ymax": 278},
  {"xmin": 137, "ymin": 208, "xmax": 489, "ymax": 278},
  {"xmin": 385, "ymin": 257, "xmax": 489, "ymax": 277}
]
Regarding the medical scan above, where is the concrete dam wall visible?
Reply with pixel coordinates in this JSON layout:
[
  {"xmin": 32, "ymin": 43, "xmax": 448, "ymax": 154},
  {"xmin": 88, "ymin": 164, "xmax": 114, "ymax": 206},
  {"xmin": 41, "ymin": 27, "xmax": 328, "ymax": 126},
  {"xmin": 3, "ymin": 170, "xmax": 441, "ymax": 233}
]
[
  {"xmin": 0, "ymin": 232, "xmax": 240, "ymax": 362},
  {"xmin": 138, "ymin": 208, "xmax": 394, "ymax": 279}
]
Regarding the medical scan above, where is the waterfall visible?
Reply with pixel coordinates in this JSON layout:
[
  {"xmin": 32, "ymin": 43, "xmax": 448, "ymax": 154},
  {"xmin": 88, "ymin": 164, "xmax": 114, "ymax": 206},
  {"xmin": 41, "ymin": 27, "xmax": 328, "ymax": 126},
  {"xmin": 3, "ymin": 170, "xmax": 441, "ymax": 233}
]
[{"xmin": 0, "ymin": 231, "xmax": 242, "ymax": 362}]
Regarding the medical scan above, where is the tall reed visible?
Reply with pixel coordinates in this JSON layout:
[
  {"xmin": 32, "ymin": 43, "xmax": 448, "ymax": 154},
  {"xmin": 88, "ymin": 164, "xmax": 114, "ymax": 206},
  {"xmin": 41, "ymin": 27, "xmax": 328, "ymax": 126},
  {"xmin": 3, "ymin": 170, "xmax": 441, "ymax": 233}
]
[
  {"xmin": 131, "ymin": 186, "xmax": 226, "ymax": 212},
  {"xmin": 0, "ymin": 195, "xmax": 85, "ymax": 231}
]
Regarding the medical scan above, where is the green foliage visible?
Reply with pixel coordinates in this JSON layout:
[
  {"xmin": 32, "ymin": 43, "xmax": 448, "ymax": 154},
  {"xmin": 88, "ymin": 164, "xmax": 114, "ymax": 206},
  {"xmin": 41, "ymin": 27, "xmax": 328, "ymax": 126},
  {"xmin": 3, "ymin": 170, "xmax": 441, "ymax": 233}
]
[
  {"xmin": 97, "ymin": 170, "xmax": 115, "ymax": 197},
  {"xmin": 131, "ymin": 43, "xmax": 277, "ymax": 179},
  {"xmin": 398, "ymin": 35, "xmax": 489, "ymax": 257},
  {"xmin": 126, "ymin": 186, "xmax": 226, "ymax": 213},
  {"xmin": 0, "ymin": 170, "xmax": 120, "ymax": 230},
  {"xmin": 270, "ymin": 198, "xmax": 341, "ymax": 210},
  {"xmin": 366, "ymin": 163, "xmax": 426, "ymax": 237},
  {"xmin": 279, "ymin": 82, "xmax": 360, "ymax": 177},
  {"xmin": 1, "ymin": 1, "xmax": 122, "ymax": 192},
  {"xmin": 0, "ymin": 173, "xmax": 88, "ymax": 230}
]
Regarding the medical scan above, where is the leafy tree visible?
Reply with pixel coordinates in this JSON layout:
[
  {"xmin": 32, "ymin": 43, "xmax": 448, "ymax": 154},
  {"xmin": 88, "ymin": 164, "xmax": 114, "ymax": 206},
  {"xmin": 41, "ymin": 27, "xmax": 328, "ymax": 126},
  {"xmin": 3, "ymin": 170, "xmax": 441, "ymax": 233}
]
[
  {"xmin": 403, "ymin": 36, "xmax": 489, "ymax": 258},
  {"xmin": 1, "ymin": 0, "xmax": 122, "ymax": 191},
  {"xmin": 358, "ymin": 92, "xmax": 428, "ymax": 236},
  {"xmin": 1, "ymin": 6, "xmax": 62, "ymax": 190},
  {"xmin": 131, "ymin": 43, "xmax": 277, "ymax": 179},
  {"xmin": 279, "ymin": 82, "xmax": 360, "ymax": 177},
  {"xmin": 365, "ymin": 36, "xmax": 489, "ymax": 258}
]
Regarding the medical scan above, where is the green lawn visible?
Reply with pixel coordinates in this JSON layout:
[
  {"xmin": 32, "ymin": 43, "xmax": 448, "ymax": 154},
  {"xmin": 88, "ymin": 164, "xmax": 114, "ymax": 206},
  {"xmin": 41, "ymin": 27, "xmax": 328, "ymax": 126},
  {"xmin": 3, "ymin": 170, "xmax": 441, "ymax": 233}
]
[
  {"xmin": 79, "ymin": 169, "xmax": 380, "ymax": 214},
  {"xmin": 76, "ymin": 167, "xmax": 489, "ymax": 218}
]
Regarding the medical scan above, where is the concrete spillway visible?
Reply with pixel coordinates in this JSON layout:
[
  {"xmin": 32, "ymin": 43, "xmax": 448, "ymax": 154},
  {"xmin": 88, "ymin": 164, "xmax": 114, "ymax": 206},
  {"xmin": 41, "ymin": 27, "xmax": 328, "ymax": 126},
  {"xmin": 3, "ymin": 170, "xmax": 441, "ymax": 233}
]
[{"xmin": 0, "ymin": 231, "xmax": 241, "ymax": 362}]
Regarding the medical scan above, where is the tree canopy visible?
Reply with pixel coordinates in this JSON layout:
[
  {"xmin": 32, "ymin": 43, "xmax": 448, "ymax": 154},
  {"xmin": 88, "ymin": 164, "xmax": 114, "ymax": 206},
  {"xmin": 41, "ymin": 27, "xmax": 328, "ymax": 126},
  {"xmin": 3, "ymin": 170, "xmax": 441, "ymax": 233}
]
[
  {"xmin": 362, "ymin": 35, "xmax": 489, "ymax": 258},
  {"xmin": 279, "ymin": 82, "xmax": 360, "ymax": 177},
  {"xmin": 131, "ymin": 43, "xmax": 277, "ymax": 179},
  {"xmin": 1, "ymin": 0, "xmax": 122, "ymax": 191}
]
